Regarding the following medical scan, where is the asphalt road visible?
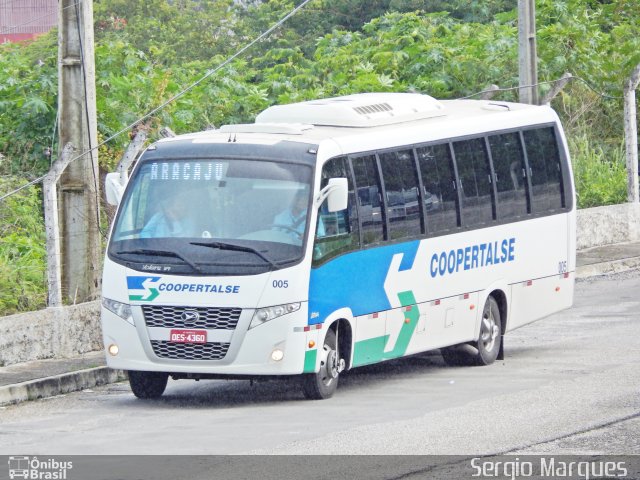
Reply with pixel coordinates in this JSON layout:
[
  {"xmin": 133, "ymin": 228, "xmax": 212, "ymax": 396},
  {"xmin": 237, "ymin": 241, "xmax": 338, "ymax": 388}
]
[{"xmin": 0, "ymin": 271, "xmax": 638, "ymax": 462}]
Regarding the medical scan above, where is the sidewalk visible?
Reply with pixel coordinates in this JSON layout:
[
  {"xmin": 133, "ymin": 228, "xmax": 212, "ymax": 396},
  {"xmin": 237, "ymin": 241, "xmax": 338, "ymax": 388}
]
[
  {"xmin": 0, "ymin": 351, "xmax": 125, "ymax": 406},
  {"xmin": 575, "ymin": 240, "xmax": 640, "ymax": 278},
  {"xmin": 1, "ymin": 240, "xmax": 640, "ymax": 407}
]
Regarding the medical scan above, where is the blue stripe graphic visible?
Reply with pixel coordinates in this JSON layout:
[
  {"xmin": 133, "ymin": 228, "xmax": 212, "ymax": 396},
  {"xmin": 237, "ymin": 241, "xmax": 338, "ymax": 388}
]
[
  {"xmin": 308, "ymin": 240, "xmax": 420, "ymax": 324},
  {"xmin": 127, "ymin": 276, "xmax": 160, "ymax": 290}
]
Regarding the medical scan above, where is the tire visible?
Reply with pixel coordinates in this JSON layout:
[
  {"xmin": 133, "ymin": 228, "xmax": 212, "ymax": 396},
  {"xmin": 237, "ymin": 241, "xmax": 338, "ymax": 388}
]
[
  {"xmin": 301, "ymin": 328, "xmax": 340, "ymax": 400},
  {"xmin": 128, "ymin": 370, "xmax": 169, "ymax": 399},
  {"xmin": 440, "ymin": 296, "xmax": 502, "ymax": 367}
]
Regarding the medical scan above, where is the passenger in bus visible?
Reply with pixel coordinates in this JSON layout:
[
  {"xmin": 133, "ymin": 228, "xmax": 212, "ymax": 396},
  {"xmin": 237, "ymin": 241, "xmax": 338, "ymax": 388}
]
[
  {"xmin": 273, "ymin": 189, "xmax": 325, "ymax": 242},
  {"xmin": 140, "ymin": 191, "xmax": 199, "ymax": 238}
]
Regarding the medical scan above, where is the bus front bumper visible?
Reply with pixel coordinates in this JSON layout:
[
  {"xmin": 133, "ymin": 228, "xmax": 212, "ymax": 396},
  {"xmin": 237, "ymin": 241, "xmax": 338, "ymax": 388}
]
[{"xmin": 101, "ymin": 306, "xmax": 321, "ymax": 376}]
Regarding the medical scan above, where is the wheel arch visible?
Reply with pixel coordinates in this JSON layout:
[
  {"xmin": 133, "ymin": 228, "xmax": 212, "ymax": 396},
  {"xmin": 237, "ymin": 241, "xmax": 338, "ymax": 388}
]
[
  {"xmin": 487, "ymin": 288, "xmax": 508, "ymax": 361},
  {"xmin": 489, "ymin": 288, "xmax": 508, "ymax": 334},
  {"xmin": 327, "ymin": 318, "xmax": 354, "ymax": 371}
]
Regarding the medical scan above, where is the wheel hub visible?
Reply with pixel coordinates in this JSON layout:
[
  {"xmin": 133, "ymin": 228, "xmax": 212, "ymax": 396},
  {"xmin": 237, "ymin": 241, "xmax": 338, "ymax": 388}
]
[
  {"xmin": 325, "ymin": 349, "xmax": 339, "ymax": 379},
  {"xmin": 481, "ymin": 312, "xmax": 499, "ymax": 352}
]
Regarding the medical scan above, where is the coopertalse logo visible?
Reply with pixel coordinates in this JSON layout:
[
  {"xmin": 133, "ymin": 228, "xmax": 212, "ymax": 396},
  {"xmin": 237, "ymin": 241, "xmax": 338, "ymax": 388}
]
[
  {"xmin": 8, "ymin": 456, "xmax": 73, "ymax": 480},
  {"xmin": 126, "ymin": 276, "xmax": 241, "ymax": 302},
  {"xmin": 127, "ymin": 276, "xmax": 161, "ymax": 302}
]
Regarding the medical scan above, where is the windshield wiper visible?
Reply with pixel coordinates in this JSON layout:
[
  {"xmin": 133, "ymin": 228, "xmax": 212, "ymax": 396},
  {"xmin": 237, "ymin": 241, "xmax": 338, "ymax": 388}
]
[
  {"xmin": 190, "ymin": 241, "xmax": 279, "ymax": 269},
  {"xmin": 116, "ymin": 248, "xmax": 202, "ymax": 273}
]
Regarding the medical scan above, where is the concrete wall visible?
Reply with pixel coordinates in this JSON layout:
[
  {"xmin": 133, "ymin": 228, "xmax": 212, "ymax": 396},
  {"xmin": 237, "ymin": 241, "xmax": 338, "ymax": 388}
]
[
  {"xmin": 0, "ymin": 300, "xmax": 100, "ymax": 367},
  {"xmin": 576, "ymin": 202, "xmax": 640, "ymax": 250},
  {"xmin": 1, "ymin": 204, "xmax": 640, "ymax": 367}
]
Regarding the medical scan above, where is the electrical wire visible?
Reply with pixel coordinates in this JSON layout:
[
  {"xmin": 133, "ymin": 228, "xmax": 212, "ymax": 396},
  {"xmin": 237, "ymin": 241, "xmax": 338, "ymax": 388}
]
[
  {"xmin": 0, "ymin": 0, "xmax": 317, "ymax": 202},
  {"xmin": 458, "ymin": 76, "xmax": 623, "ymax": 101},
  {"xmin": 0, "ymin": 70, "xmax": 626, "ymax": 203},
  {"xmin": 74, "ymin": 0, "xmax": 105, "ymax": 238}
]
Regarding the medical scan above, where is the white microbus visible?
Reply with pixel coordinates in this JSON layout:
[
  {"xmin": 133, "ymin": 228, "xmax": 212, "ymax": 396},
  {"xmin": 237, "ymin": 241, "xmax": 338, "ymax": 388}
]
[{"xmin": 101, "ymin": 93, "xmax": 575, "ymax": 400}]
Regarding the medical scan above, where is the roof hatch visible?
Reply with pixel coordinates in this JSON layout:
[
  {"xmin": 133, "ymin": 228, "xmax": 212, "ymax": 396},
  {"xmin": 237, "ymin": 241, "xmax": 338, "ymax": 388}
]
[{"xmin": 255, "ymin": 93, "xmax": 446, "ymax": 127}]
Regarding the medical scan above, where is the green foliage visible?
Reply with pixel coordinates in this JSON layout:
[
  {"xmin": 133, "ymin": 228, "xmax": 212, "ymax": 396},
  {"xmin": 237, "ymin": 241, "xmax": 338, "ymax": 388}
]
[
  {"xmin": 570, "ymin": 134, "xmax": 627, "ymax": 209},
  {"xmin": 0, "ymin": 32, "xmax": 58, "ymax": 176},
  {"xmin": 93, "ymin": 0, "xmax": 240, "ymax": 65},
  {"xmin": 1, "ymin": 0, "xmax": 640, "ymax": 315},
  {"xmin": 0, "ymin": 178, "xmax": 47, "ymax": 314}
]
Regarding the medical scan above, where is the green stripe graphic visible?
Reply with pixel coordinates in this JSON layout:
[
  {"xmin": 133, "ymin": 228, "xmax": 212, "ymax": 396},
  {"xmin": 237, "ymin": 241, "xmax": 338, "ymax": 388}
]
[{"xmin": 352, "ymin": 290, "xmax": 420, "ymax": 367}]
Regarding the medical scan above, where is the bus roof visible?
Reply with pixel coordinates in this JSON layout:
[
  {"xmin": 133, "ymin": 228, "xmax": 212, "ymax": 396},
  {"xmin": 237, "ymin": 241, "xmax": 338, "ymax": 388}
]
[{"xmin": 151, "ymin": 93, "xmax": 560, "ymax": 161}]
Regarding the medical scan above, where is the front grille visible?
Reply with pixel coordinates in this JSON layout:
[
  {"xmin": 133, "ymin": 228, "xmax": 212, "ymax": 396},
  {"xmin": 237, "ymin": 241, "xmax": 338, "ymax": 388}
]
[
  {"xmin": 150, "ymin": 340, "xmax": 230, "ymax": 360},
  {"xmin": 142, "ymin": 305, "xmax": 241, "ymax": 330}
]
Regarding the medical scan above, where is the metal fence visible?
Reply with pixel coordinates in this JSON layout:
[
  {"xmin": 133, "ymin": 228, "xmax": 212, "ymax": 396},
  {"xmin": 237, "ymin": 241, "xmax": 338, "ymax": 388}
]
[{"xmin": 0, "ymin": 0, "xmax": 57, "ymax": 42}]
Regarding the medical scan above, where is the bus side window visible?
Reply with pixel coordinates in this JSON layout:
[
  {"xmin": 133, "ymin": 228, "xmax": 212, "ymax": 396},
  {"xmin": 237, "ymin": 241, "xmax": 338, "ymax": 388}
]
[
  {"xmin": 489, "ymin": 132, "xmax": 530, "ymax": 219},
  {"xmin": 351, "ymin": 155, "xmax": 384, "ymax": 245},
  {"xmin": 313, "ymin": 157, "xmax": 359, "ymax": 264},
  {"xmin": 379, "ymin": 150, "xmax": 421, "ymax": 241},
  {"xmin": 523, "ymin": 127, "xmax": 564, "ymax": 213},
  {"xmin": 453, "ymin": 138, "xmax": 494, "ymax": 227},
  {"xmin": 416, "ymin": 143, "xmax": 458, "ymax": 234}
]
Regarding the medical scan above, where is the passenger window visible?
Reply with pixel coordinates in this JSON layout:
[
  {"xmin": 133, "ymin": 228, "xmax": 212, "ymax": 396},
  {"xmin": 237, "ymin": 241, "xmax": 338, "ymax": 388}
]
[
  {"xmin": 523, "ymin": 127, "xmax": 564, "ymax": 213},
  {"xmin": 379, "ymin": 150, "xmax": 421, "ymax": 240},
  {"xmin": 351, "ymin": 155, "xmax": 384, "ymax": 244},
  {"xmin": 453, "ymin": 138, "xmax": 494, "ymax": 227},
  {"xmin": 313, "ymin": 157, "xmax": 359, "ymax": 264},
  {"xmin": 489, "ymin": 132, "xmax": 529, "ymax": 219},
  {"xmin": 416, "ymin": 143, "xmax": 458, "ymax": 234}
]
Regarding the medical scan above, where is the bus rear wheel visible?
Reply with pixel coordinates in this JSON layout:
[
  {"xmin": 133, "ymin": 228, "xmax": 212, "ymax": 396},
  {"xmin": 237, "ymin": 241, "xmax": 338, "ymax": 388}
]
[
  {"xmin": 301, "ymin": 328, "xmax": 340, "ymax": 400},
  {"xmin": 441, "ymin": 296, "xmax": 502, "ymax": 367},
  {"xmin": 128, "ymin": 370, "xmax": 168, "ymax": 399}
]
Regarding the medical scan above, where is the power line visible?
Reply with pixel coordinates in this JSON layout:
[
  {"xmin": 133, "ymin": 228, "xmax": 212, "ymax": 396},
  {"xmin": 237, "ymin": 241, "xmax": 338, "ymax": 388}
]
[
  {"xmin": 73, "ymin": 0, "xmax": 104, "ymax": 238},
  {"xmin": 0, "ymin": 71, "xmax": 624, "ymax": 203},
  {"xmin": 574, "ymin": 76, "xmax": 623, "ymax": 100},
  {"xmin": 1, "ymin": 0, "xmax": 317, "ymax": 203},
  {"xmin": 458, "ymin": 76, "xmax": 623, "ymax": 101}
]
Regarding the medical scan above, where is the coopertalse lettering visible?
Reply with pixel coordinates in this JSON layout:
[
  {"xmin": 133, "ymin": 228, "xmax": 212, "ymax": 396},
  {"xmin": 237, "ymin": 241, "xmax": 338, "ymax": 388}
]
[
  {"xmin": 158, "ymin": 283, "xmax": 240, "ymax": 293},
  {"xmin": 430, "ymin": 238, "xmax": 516, "ymax": 278}
]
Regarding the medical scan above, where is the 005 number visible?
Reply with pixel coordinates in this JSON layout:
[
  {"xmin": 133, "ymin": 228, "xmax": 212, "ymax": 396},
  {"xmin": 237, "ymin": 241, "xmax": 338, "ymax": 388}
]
[
  {"xmin": 272, "ymin": 280, "xmax": 289, "ymax": 288},
  {"xmin": 558, "ymin": 261, "xmax": 568, "ymax": 274}
]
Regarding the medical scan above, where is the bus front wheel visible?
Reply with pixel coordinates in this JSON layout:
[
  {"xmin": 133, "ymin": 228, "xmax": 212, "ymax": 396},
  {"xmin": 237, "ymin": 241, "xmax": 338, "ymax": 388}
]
[
  {"xmin": 301, "ymin": 328, "xmax": 340, "ymax": 400},
  {"xmin": 441, "ymin": 296, "xmax": 502, "ymax": 367},
  {"xmin": 128, "ymin": 370, "xmax": 168, "ymax": 399}
]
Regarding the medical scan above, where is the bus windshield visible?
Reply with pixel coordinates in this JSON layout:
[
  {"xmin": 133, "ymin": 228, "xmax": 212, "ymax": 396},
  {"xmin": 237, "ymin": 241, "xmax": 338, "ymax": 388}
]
[{"xmin": 108, "ymin": 158, "xmax": 313, "ymax": 275}]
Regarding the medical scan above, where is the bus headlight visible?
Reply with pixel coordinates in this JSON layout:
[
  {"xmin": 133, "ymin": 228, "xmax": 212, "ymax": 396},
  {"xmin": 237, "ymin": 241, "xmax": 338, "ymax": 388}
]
[
  {"xmin": 250, "ymin": 302, "xmax": 301, "ymax": 329},
  {"xmin": 102, "ymin": 297, "xmax": 134, "ymax": 325}
]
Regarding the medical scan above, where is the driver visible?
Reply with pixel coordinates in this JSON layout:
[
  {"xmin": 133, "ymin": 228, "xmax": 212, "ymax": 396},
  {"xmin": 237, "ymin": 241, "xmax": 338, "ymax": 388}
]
[
  {"xmin": 140, "ymin": 191, "xmax": 198, "ymax": 238},
  {"xmin": 273, "ymin": 189, "xmax": 324, "ymax": 242}
]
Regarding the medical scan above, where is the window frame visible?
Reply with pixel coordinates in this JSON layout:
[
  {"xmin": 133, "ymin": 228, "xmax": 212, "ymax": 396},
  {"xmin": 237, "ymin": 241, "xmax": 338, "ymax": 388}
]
[{"xmin": 311, "ymin": 122, "xmax": 573, "ymax": 266}]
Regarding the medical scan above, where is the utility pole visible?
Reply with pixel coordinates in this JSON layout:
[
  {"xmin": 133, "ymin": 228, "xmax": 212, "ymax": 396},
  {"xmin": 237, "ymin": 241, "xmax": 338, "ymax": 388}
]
[
  {"xmin": 58, "ymin": 0, "xmax": 101, "ymax": 304},
  {"xmin": 624, "ymin": 64, "xmax": 640, "ymax": 203},
  {"xmin": 518, "ymin": 0, "xmax": 538, "ymax": 104}
]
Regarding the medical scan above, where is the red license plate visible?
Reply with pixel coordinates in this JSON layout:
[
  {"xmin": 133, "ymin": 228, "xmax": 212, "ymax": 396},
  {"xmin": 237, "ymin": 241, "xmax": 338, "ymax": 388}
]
[{"xmin": 169, "ymin": 329, "xmax": 207, "ymax": 344}]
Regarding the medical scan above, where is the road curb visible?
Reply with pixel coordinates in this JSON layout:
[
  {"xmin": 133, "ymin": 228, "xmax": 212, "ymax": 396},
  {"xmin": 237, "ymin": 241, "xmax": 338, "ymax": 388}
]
[
  {"xmin": 0, "ymin": 367, "xmax": 127, "ymax": 406},
  {"xmin": 576, "ymin": 257, "xmax": 640, "ymax": 279}
]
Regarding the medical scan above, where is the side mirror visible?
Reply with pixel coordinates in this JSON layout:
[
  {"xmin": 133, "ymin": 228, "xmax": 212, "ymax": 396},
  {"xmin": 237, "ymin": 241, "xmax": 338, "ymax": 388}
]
[
  {"xmin": 317, "ymin": 178, "xmax": 348, "ymax": 212},
  {"xmin": 105, "ymin": 172, "xmax": 125, "ymax": 206}
]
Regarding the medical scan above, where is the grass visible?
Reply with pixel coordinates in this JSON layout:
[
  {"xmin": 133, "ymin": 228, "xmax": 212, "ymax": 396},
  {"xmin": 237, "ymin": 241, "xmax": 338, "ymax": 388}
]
[{"xmin": 569, "ymin": 134, "xmax": 627, "ymax": 209}]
